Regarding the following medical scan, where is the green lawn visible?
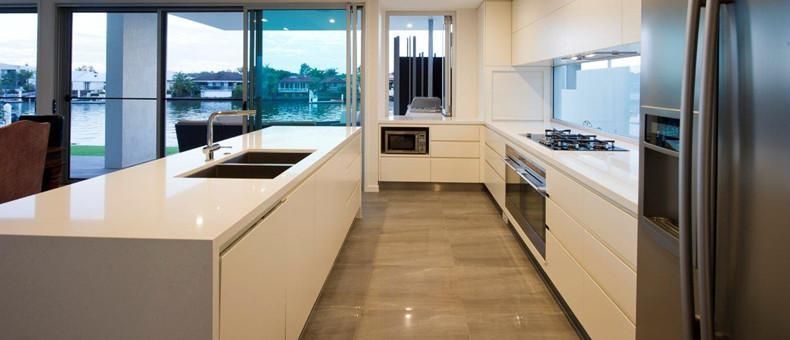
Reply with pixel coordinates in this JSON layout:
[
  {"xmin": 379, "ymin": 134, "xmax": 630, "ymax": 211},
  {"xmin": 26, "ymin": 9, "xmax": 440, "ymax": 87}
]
[{"xmin": 71, "ymin": 145, "xmax": 180, "ymax": 156}]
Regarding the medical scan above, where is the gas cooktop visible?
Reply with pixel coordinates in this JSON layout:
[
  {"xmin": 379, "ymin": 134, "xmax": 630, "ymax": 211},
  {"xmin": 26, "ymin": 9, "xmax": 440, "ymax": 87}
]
[{"xmin": 525, "ymin": 129, "xmax": 628, "ymax": 151}]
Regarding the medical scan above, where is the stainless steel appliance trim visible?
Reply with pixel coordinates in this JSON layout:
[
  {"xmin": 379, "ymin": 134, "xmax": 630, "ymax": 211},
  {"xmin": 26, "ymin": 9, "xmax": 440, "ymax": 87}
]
[
  {"xmin": 678, "ymin": 0, "xmax": 703, "ymax": 338},
  {"xmin": 697, "ymin": 0, "xmax": 721, "ymax": 338},
  {"xmin": 383, "ymin": 129, "xmax": 428, "ymax": 154},
  {"xmin": 504, "ymin": 157, "xmax": 548, "ymax": 198}
]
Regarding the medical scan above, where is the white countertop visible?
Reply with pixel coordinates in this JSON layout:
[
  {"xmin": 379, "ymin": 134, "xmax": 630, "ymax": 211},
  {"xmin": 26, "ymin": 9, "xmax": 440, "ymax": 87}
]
[
  {"xmin": 0, "ymin": 126, "xmax": 360, "ymax": 246},
  {"xmin": 381, "ymin": 114, "xmax": 484, "ymax": 125},
  {"xmin": 487, "ymin": 121, "xmax": 639, "ymax": 215}
]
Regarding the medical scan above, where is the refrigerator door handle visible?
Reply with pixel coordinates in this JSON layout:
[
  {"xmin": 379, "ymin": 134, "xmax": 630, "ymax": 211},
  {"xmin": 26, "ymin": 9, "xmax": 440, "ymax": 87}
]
[
  {"xmin": 697, "ymin": 0, "xmax": 723, "ymax": 339},
  {"xmin": 679, "ymin": 0, "xmax": 704, "ymax": 339}
]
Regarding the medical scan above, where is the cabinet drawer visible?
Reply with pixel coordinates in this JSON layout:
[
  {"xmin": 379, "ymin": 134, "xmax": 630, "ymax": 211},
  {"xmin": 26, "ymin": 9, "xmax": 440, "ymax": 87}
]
[
  {"xmin": 430, "ymin": 158, "xmax": 479, "ymax": 183},
  {"xmin": 484, "ymin": 162, "xmax": 505, "ymax": 208},
  {"xmin": 547, "ymin": 167, "xmax": 638, "ymax": 269},
  {"xmin": 548, "ymin": 199, "xmax": 636, "ymax": 323},
  {"xmin": 431, "ymin": 141, "xmax": 480, "ymax": 158},
  {"xmin": 546, "ymin": 232, "xmax": 585, "ymax": 318},
  {"xmin": 430, "ymin": 125, "xmax": 480, "ymax": 141},
  {"xmin": 547, "ymin": 232, "xmax": 635, "ymax": 340},
  {"xmin": 380, "ymin": 157, "xmax": 430, "ymax": 182},
  {"xmin": 484, "ymin": 144, "xmax": 505, "ymax": 179},
  {"xmin": 581, "ymin": 272, "xmax": 636, "ymax": 340},
  {"xmin": 485, "ymin": 128, "xmax": 507, "ymax": 156}
]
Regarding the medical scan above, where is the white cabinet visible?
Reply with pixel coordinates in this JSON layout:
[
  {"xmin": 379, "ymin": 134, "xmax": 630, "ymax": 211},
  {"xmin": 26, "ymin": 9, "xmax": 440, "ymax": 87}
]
[
  {"xmin": 431, "ymin": 141, "xmax": 481, "ymax": 158},
  {"xmin": 546, "ymin": 231, "xmax": 635, "ymax": 340},
  {"xmin": 220, "ymin": 202, "xmax": 288, "ymax": 340},
  {"xmin": 431, "ymin": 158, "xmax": 480, "ymax": 183},
  {"xmin": 511, "ymin": 0, "xmax": 641, "ymax": 65},
  {"xmin": 430, "ymin": 125, "xmax": 481, "ymax": 142},
  {"xmin": 547, "ymin": 199, "xmax": 636, "ymax": 323},
  {"xmin": 379, "ymin": 157, "xmax": 430, "ymax": 182},
  {"xmin": 220, "ymin": 134, "xmax": 362, "ymax": 340},
  {"xmin": 379, "ymin": 125, "xmax": 481, "ymax": 183},
  {"xmin": 483, "ymin": 161, "xmax": 505, "ymax": 208},
  {"xmin": 547, "ymin": 167, "xmax": 637, "ymax": 269},
  {"xmin": 478, "ymin": 1, "xmax": 512, "ymax": 66}
]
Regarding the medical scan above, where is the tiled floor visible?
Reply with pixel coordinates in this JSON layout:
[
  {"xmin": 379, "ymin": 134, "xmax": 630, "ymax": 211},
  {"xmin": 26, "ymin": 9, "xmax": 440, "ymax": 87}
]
[{"xmin": 302, "ymin": 187, "xmax": 578, "ymax": 339}]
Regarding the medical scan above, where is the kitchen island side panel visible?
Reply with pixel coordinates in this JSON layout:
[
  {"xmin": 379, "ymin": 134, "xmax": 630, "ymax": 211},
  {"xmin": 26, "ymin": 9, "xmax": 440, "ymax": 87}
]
[{"xmin": 0, "ymin": 235, "xmax": 214, "ymax": 339}]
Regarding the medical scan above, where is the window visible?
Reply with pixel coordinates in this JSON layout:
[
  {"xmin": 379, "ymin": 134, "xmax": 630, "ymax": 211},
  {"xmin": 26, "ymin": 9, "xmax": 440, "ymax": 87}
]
[
  {"xmin": 387, "ymin": 14, "xmax": 453, "ymax": 116},
  {"xmin": 0, "ymin": 10, "xmax": 37, "ymax": 126},
  {"xmin": 553, "ymin": 55, "xmax": 641, "ymax": 138},
  {"xmin": 165, "ymin": 11, "xmax": 243, "ymax": 155}
]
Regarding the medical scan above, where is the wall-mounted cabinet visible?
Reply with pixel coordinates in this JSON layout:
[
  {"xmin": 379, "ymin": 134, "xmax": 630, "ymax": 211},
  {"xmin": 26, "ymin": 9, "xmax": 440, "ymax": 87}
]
[{"xmin": 511, "ymin": 0, "xmax": 642, "ymax": 65}]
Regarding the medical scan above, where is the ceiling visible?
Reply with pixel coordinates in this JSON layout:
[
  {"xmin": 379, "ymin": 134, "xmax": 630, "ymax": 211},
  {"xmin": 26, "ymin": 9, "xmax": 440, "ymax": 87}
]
[{"xmin": 380, "ymin": 0, "xmax": 485, "ymax": 10}]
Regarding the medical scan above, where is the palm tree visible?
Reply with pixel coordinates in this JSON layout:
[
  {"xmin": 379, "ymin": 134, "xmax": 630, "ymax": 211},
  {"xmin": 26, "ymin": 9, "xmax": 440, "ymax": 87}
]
[{"xmin": 170, "ymin": 72, "xmax": 200, "ymax": 98}]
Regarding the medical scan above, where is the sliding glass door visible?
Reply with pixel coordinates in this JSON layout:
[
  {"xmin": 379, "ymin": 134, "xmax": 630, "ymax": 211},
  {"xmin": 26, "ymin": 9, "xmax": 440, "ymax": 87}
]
[
  {"xmin": 0, "ymin": 9, "xmax": 38, "ymax": 126},
  {"xmin": 60, "ymin": 6, "xmax": 362, "ymax": 180},
  {"xmin": 246, "ymin": 6, "xmax": 362, "ymax": 128},
  {"xmin": 165, "ymin": 11, "xmax": 244, "ymax": 155},
  {"xmin": 69, "ymin": 11, "xmax": 159, "ymax": 179}
]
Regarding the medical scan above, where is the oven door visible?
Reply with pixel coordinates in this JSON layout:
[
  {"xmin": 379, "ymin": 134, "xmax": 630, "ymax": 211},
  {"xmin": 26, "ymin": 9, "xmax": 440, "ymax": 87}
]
[{"xmin": 505, "ymin": 157, "xmax": 547, "ymax": 258}]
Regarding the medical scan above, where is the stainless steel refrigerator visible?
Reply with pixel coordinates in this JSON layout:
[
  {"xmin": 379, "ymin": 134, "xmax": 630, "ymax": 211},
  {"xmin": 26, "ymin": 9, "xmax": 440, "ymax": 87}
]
[{"xmin": 637, "ymin": 0, "xmax": 790, "ymax": 339}]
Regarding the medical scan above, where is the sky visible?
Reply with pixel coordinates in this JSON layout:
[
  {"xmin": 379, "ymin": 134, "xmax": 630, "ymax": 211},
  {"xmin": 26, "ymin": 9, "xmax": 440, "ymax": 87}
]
[{"xmin": 0, "ymin": 12, "xmax": 347, "ymax": 75}]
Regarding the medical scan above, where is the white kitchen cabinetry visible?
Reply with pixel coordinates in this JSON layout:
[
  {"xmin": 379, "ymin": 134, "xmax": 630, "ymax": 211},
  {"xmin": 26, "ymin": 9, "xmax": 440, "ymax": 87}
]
[
  {"xmin": 547, "ymin": 168, "xmax": 637, "ymax": 269},
  {"xmin": 220, "ymin": 202, "xmax": 288, "ymax": 340},
  {"xmin": 478, "ymin": 1, "xmax": 512, "ymax": 66},
  {"xmin": 379, "ymin": 125, "xmax": 481, "ymax": 183},
  {"xmin": 220, "ymin": 134, "xmax": 361, "ymax": 339},
  {"xmin": 482, "ymin": 127, "xmax": 506, "ymax": 208},
  {"xmin": 547, "ymin": 231, "xmax": 635, "ymax": 340},
  {"xmin": 511, "ymin": 0, "xmax": 642, "ymax": 65}
]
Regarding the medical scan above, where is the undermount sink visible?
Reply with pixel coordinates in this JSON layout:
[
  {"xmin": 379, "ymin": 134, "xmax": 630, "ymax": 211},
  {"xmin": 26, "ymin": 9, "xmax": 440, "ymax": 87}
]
[
  {"xmin": 184, "ymin": 151, "xmax": 313, "ymax": 179},
  {"xmin": 221, "ymin": 151, "xmax": 312, "ymax": 165},
  {"xmin": 186, "ymin": 164, "xmax": 291, "ymax": 179}
]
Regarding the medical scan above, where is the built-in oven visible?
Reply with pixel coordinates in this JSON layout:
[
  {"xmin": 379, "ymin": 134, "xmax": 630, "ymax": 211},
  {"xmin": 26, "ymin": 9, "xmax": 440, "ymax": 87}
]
[
  {"xmin": 381, "ymin": 127, "xmax": 428, "ymax": 154},
  {"xmin": 505, "ymin": 145, "xmax": 548, "ymax": 258}
]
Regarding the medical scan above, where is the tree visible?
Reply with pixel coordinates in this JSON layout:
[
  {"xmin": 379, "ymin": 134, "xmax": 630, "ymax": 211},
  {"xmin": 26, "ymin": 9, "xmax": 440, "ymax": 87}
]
[
  {"xmin": 1, "ymin": 69, "xmax": 35, "ymax": 92},
  {"xmin": 299, "ymin": 63, "xmax": 312, "ymax": 76},
  {"xmin": 169, "ymin": 72, "xmax": 200, "ymax": 98}
]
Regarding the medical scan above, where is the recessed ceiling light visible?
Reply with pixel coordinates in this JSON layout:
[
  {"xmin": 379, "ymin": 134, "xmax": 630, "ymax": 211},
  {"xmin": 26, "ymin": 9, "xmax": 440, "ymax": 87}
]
[
  {"xmin": 262, "ymin": 18, "xmax": 268, "ymax": 23},
  {"xmin": 329, "ymin": 18, "xmax": 336, "ymax": 24},
  {"xmin": 406, "ymin": 23, "xmax": 413, "ymax": 28},
  {"xmin": 283, "ymin": 27, "xmax": 289, "ymax": 31},
  {"xmin": 586, "ymin": 53, "xmax": 597, "ymax": 58}
]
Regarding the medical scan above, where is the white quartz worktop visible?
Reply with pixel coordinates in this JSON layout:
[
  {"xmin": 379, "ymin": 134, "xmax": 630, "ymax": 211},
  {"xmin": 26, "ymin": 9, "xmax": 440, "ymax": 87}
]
[
  {"xmin": 381, "ymin": 114, "xmax": 484, "ymax": 125},
  {"xmin": 0, "ymin": 126, "xmax": 361, "ymax": 246},
  {"xmin": 487, "ymin": 121, "xmax": 639, "ymax": 215}
]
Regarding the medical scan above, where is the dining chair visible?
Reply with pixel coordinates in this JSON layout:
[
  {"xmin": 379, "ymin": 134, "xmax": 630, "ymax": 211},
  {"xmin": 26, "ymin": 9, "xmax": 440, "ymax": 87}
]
[{"xmin": 0, "ymin": 120, "xmax": 51, "ymax": 204}]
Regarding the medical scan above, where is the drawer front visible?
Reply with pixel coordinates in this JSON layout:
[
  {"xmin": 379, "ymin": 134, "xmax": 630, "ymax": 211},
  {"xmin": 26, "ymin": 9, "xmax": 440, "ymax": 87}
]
[
  {"xmin": 484, "ymin": 162, "xmax": 505, "ymax": 208},
  {"xmin": 547, "ymin": 234, "xmax": 635, "ymax": 340},
  {"xmin": 430, "ymin": 158, "xmax": 479, "ymax": 183},
  {"xmin": 430, "ymin": 125, "xmax": 481, "ymax": 141},
  {"xmin": 431, "ymin": 141, "xmax": 481, "ymax": 158},
  {"xmin": 548, "ymin": 199, "xmax": 636, "ymax": 323},
  {"xmin": 547, "ymin": 167, "xmax": 638, "ymax": 269},
  {"xmin": 546, "ymin": 232, "xmax": 585, "ymax": 318},
  {"xmin": 581, "ymin": 274, "xmax": 636, "ymax": 340},
  {"xmin": 484, "ymin": 144, "xmax": 506, "ymax": 179},
  {"xmin": 380, "ymin": 157, "xmax": 430, "ymax": 182},
  {"xmin": 485, "ymin": 127, "xmax": 506, "ymax": 156}
]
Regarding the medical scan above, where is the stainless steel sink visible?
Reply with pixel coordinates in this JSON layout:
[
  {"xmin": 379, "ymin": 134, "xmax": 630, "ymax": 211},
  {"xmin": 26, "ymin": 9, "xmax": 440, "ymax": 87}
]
[
  {"xmin": 185, "ymin": 164, "xmax": 291, "ymax": 179},
  {"xmin": 221, "ymin": 151, "xmax": 312, "ymax": 165}
]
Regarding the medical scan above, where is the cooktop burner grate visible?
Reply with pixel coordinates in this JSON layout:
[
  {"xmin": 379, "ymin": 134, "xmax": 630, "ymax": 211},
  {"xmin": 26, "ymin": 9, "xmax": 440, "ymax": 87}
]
[{"xmin": 525, "ymin": 129, "xmax": 628, "ymax": 151}]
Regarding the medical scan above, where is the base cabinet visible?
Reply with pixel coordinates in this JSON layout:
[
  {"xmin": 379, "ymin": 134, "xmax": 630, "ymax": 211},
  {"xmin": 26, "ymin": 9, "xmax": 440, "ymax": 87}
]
[{"xmin": 220, "ymin": 135, "xmax": 361, "ymax": 339}]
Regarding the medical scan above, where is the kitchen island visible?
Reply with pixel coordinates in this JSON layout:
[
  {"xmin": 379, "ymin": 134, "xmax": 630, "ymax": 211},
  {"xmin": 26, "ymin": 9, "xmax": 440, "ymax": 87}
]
[{"xmin": 0, "ymin": 126, "xmax": 362, "ymax": 339}]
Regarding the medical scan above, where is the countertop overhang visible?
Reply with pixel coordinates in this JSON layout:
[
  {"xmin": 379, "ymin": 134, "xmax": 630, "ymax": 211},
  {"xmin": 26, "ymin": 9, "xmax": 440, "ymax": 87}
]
[{"xmin": 0, "ymin": 126, "xmax": 361, "ymax": 247}]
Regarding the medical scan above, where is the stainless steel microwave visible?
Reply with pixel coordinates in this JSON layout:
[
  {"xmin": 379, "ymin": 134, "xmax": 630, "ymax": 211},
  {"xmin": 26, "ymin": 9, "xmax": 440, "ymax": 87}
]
[{"xmin": 381, "ymin": 127, "xmax": 428, "ymax": 154}]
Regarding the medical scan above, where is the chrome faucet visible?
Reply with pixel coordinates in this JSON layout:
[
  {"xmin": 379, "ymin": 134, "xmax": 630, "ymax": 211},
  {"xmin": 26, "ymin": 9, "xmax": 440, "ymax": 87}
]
[{"xmin": 203, "ymin": 110, "xmax": 256, "ymax": 161}]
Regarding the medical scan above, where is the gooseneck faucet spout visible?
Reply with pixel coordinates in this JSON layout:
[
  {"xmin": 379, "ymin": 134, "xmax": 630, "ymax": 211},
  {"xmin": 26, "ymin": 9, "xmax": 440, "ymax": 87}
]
[{"xmin": 203, "ymin": 110, "xmax": 256, "ymax": 161}]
